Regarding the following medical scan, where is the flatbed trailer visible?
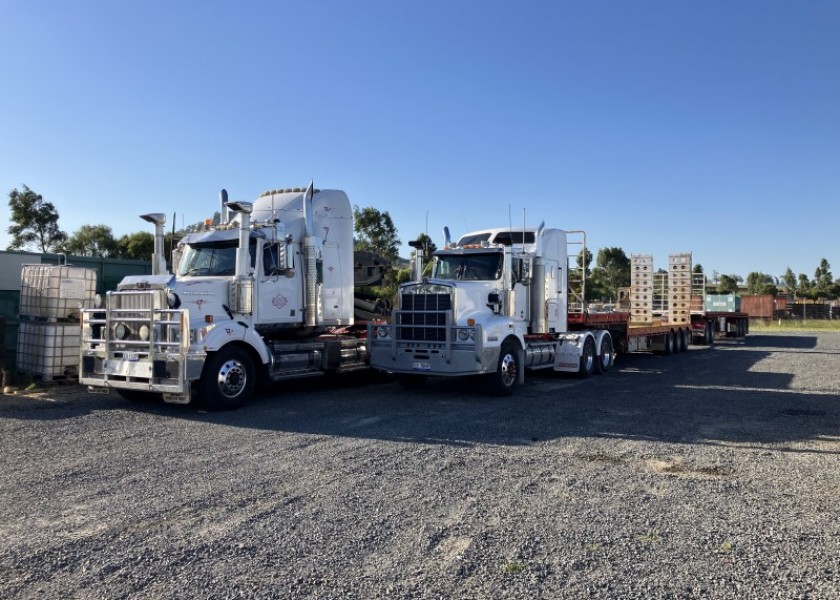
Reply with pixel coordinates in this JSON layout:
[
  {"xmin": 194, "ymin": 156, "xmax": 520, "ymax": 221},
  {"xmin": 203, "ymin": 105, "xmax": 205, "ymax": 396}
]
[{"xmin": 568, "ymin": 309, "xmax": 749, "ymax": 354}]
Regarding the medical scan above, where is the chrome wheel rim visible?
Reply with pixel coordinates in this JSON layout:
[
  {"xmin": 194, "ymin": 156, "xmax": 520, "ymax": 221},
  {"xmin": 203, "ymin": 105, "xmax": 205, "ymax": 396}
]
[
  {"xmin": 217, "ymin": 359, "xmax": 247, "ymax": 399},
  {"xmin": 500, "ymin": 353, "xmax": 517, "ymax": 387}
]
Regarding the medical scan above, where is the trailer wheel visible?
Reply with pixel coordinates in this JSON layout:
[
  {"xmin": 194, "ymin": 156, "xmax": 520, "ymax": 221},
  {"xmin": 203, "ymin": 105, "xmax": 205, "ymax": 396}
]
[
  {"xmin": 577, "ymin": 337, "xmax": 596, "ymax": 378},
  {"xmin": 395, "ymin": 374, "xmax": 428, "ymax": 389},
  {"xmin": 680, "ymin": 329, "xmax": 689, "ymax": 351},
  {"xmin": 487, "ymin": 342, "xmax": 519, "ymax": 396},
  {"xmin": 663, "ymin": 331, "xmax": 674, "ymax": 355},
  {"xmin": 595, "ymin": 335, "xmax": 614, "ymax": 374},
  {"xmin": 673, "ymin": 330, "xmax": 682, "ymax": 354},
  {"xmin": 707, "ymin": 322, "xmax": 715, "ymax": 345},
  {"xmin": 198, "ymin": 346, "xmax": 255, "ymax": 410}
]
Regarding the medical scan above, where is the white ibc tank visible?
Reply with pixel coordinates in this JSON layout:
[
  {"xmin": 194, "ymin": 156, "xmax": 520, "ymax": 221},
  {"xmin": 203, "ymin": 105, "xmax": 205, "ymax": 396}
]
[{"xmin": 19, "ymin": 265, "xmax": 97, "ymax": 320}]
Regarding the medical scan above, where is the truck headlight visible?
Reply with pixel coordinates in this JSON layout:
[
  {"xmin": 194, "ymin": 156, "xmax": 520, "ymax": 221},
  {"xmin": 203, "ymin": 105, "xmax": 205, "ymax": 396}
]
[
  {"xmin": 166, "ymin": 290, "xmax": 180, "ymax": 308},
  {"xmin": 114, "ymin": 323, "xmax": 131, "ymax": 340},
  {"xmin": 138, "ymin": 324, "xmax": 151, "ymax": 341},
  {"xmin": 376, "ymin": 326, "xmax": 390, "ymax": 339},
  {"xmin": 457, "ymin": 328, "xmax": 476, "ymax": 341}
]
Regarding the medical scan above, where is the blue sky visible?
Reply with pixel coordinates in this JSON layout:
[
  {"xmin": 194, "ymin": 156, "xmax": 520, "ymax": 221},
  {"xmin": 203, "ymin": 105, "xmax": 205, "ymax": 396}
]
[{"xmin": 1, "ymin": 1, "xmax": 838, "ymax": 282}]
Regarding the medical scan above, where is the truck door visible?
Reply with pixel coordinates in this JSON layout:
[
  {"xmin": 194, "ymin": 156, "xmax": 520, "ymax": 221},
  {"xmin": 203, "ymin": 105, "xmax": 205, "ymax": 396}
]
[{"xmin": 256, "ymin": 242, "xmax": 302, "ymax": 324}]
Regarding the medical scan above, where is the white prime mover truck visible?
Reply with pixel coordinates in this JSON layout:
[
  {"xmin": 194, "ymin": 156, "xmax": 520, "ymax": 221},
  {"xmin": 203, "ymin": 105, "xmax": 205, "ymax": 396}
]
[
  {"xmin": 368, "ymin": 225, "xmax": 615, "ymax": 394},
  {"xmin": 80, "ymin": 185, "xmax": 369, "ymax": 409}
]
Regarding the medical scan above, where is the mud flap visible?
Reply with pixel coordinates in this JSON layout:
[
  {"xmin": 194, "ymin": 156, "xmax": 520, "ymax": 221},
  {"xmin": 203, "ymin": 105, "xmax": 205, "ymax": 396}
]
[{"xmin": 517, "ymin": 347, "xmax": 525, "ymax": 385}]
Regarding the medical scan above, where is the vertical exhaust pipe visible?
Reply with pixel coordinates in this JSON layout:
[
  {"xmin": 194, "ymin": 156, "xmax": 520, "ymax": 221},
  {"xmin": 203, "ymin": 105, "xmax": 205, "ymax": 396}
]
[
  {"xmin": 303, "ymin": 182, "xmax": 319, "ymax": 327},
  {"xmin": 224, "ymin": 201, "xmax": 253, "ymax": 278},
  {"xmin": 530, "ymin": 221, "xmax": 546, "ymax": 334},
  {"xmin": 220, "ymin": 189, "xmax": 229, "ymax": 224},
  {"xmin": 408, "ymin": 239, "xmax": 425, "ymax": 282},
  {"xmin": 140, "ymin": 213, "xmax": 167, "ymax": 275}
]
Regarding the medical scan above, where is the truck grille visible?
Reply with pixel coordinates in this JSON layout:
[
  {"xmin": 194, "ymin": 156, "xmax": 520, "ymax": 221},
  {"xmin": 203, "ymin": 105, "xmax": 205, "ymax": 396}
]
[
  {"xmin": 397, "ymin": 292, "xmax": 452, "ymax": 342},
  {"xmin": 81, "ymin": 289, "xmax": 185, "ymax": 360}
]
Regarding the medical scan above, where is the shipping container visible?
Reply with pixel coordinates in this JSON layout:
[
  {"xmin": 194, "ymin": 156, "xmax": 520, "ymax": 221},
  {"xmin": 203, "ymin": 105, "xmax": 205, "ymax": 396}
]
[
  {"xmin": 740, "ymin": 294, "xmax": 775, "ymax": 319},
  {"xmin": 704, "ymin": 294, "xmax": 740, "ymax": 312}
]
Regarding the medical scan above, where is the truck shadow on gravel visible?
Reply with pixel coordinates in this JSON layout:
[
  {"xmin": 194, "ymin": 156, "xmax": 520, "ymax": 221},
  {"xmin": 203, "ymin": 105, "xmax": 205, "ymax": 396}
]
[
  {"xmin": 743, "ymin": 334, "xmax": 819, "ymax": 349},
  {"xmin": 6, "ymin": 335, "xmax": 839, "ymax": 453},
  {"xmin": 189, "ymin": 334, "xmax": 840, "ymax": 452}
]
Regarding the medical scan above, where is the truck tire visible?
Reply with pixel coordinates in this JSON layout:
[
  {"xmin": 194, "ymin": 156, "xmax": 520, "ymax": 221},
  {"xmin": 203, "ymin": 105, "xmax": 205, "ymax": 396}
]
[
  {"xmin": 577, "ymin": 337, "xmax": 596, "ymax": 378},
  {"xmin": 395, "ymin": 374, "xmax": 428, "ymax": 389},
  {"xmin": 672, "ymin": 330, "xmax": 682, "ymax": 354},
  {"xmin": 487, "ymin": 342, "xmax": 519, "ymax": 396},
  {"xmin": 682, "ymin": 329, "xmax": 690, "ymax": 351},
  {"xmin": 595, "ymin": 334, "xmax": 614, "ymax": 374},
  {"xmin": 198, "ymin": 346, "xmax": 255, "ymax": 410},
  {"xmin": 707, "ymin": 322, "xmax": 715, "ymax": 345}
]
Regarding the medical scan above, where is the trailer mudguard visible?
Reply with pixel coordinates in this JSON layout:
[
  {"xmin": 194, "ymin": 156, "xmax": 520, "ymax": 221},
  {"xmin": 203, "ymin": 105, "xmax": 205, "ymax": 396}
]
[{"xmin": 552, "ymin": 331, "xmax": 595, "ymax": 373}]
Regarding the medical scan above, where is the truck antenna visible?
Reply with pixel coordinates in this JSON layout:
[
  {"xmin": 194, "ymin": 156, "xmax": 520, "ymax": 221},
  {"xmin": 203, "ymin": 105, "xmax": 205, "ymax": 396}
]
[{"xmin": 170, "ymin": 211, "xmax": 176, "ymax": 263}]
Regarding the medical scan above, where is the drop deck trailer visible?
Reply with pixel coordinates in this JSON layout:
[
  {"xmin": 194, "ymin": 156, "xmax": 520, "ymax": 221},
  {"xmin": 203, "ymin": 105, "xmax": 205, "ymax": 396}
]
[{"xmin": 567, "ymin": 310, "xmax": 749, "ymax": 355}]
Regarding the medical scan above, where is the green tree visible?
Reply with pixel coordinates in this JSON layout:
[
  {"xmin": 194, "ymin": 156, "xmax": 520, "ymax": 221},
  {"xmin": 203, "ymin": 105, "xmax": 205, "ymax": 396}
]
[
  {"xmin": 813, "ymin": 258, "xmax": 833, "ymax": 297},
  {"xmin": 782, "ymin": 267, "xmax": 797, "ymax": 295},
  {"xmin": 353, "ymin": 205, "xmax": 400, "ymax": 263},
  {"xmin": 746, "ymin": 272, "xmax": 778, "ymax": 296},
  {"xmin": 61, "ymin": 224, "xmax": 120, "ymax": 257},
  {"xmin": 413, "ymin": 232, "xmax": 437, "ymax": 264},
  {"xmin": 797, "ymin": 273, "xmax": 813, "ymax": 299},
  {"xmin": 118, "ymin": 231, "xmax": 156, "ymax": 260},
  {"xmin": 6, "ymin": 185, "xmax": 67, "ymax": 251},
  {"xmin": 411, "ymin": 232, "xmax": 438, "ymax": 276},
  {"xmin": 591, "ymin": 247, "xmax": 630, "ymax": 300},
  {"xmin": 576, "ymin": 248, "xmax": 593, "ymax": 277},
  {"xmin": 717, "ymin": 274, "xmax": 739, "ymax": 294}
]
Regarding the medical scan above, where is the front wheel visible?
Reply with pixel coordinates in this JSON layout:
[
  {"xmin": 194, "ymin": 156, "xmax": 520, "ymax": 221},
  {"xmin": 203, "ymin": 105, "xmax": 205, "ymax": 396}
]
[
  {"xmin": 486, "ymin": 342, "xmax": 520, "ymax": 396},
  {"xmin": 198, "ymin": 346, "xmax": 256, "ymax": 410},
  {"xmin": 594, "ymin": 334, "xmax": 614, "ymax": 374},
  {"xmin": 577, "ymin": 337, "xmax": 596, "ymax": 378}
]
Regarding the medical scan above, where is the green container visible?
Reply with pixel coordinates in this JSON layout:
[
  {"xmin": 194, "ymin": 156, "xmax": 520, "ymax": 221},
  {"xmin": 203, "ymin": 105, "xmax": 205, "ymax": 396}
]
[{"xmin": 704, "ymin": 294, "xmax": 740, "ymax": 312}]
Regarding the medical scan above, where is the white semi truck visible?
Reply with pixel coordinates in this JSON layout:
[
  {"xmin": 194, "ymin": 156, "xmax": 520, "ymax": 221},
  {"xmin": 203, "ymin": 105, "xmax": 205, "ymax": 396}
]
[
  {"xmin": 368, "ymin": 225, "xmax": 615, "ymax": 394},
  {"xmin": 80, "ymin": 184, "xmax": 369, "ymax": 409}
]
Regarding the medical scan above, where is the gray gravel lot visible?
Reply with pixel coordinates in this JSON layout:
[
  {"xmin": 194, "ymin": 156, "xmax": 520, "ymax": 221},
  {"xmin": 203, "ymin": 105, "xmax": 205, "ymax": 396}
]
[{"xmin": 1, "ymin": 332, "xmax": 839, "ymax": 599}]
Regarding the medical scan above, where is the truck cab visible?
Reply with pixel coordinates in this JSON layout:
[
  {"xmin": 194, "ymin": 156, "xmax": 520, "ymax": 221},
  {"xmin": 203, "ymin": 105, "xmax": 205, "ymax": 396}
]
[
  {"xmin": 80, "ymin": 186, "xmax": 367, "ymax": 409},
  {"xmin": 369, "ymin": 225, "xmax": 607, "ymax": 394}
]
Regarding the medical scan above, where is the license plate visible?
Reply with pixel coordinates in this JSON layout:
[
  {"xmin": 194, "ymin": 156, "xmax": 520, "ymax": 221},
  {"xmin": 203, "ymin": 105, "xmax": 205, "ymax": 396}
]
[
  {"xmin": 123, "ymin": 352, "xmax": 140, "ymax": 362},
  {"xmin": 412, "ymin": 361, "xmax": 431, "ymax": 371}
]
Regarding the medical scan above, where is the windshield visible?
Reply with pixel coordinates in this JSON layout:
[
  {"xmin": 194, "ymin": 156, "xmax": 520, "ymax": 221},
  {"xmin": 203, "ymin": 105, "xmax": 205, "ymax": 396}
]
[
  {"xmin": 177, "ymin": 240, "xmax": 255, "ymax": 276},
  {"xmin": 433, "ymin": 253, "xmax": 503, "ymax": 281}
]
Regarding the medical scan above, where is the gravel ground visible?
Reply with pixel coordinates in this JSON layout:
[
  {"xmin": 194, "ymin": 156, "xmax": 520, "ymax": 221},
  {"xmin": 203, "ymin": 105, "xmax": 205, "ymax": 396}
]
[{"xmin": 1, "ymin": 331, "xmax": 839, "ymax": 599}]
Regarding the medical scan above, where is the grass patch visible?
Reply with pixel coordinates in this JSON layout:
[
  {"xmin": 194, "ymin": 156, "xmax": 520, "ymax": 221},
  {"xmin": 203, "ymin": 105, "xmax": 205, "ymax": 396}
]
[
  {"xmin": 750, "ymin": 320, "xmax": 840, "ymax": 332},
  {"xmin": 636, "ymin": 531, "xmax": 659, "ymax": 544},
  {"xmin": 503, "ymin": 561, "xmax": 526, "ymax": 574}
]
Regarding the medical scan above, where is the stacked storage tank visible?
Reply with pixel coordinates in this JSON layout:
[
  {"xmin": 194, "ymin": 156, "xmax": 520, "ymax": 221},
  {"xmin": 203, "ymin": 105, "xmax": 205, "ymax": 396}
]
[
  {"xmin": 630, "ymin": 254, "xmax": 653, "ymax": 324},
  {"xmin": 668, "ymin": 253, "xmax": 692, "ymax": 326},
  {"xmin": 17, "ymin": 264, "xmax": 96, "ymax": 381}
]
